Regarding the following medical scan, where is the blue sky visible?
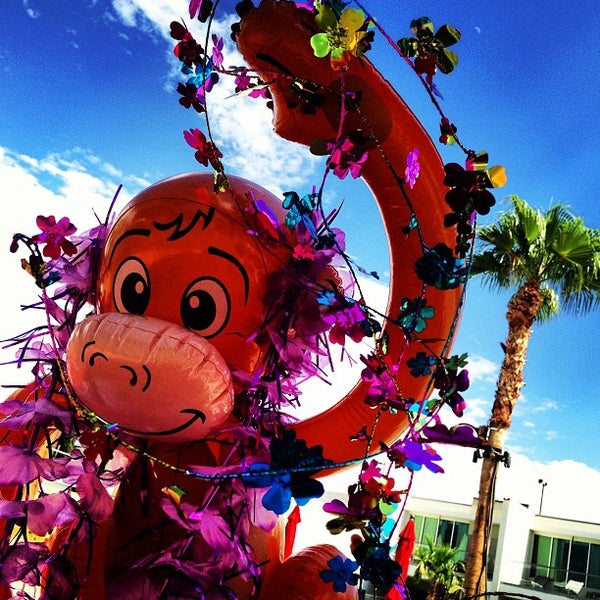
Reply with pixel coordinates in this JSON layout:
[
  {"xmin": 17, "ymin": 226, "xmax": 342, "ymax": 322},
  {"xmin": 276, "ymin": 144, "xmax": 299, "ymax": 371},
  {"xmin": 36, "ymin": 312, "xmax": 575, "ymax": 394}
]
[{"xmin": 1, "ymin": 1, "xmax": 599, "ymax": 519}]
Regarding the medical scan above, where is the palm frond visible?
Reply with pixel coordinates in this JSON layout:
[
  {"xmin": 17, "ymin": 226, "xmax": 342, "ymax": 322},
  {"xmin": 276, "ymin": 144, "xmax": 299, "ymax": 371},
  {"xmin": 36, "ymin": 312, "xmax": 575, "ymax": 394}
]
[{"xmin": 472, "ymin": 195, "xmax": 600, "ymax": 321}]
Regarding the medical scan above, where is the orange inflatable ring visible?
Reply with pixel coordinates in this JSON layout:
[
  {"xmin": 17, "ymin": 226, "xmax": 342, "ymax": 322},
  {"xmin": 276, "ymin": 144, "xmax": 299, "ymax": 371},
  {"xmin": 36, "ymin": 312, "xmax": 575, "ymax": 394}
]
[{"xmin": 236, "ymin": 0, "xmax": 461, "ymax": 465}]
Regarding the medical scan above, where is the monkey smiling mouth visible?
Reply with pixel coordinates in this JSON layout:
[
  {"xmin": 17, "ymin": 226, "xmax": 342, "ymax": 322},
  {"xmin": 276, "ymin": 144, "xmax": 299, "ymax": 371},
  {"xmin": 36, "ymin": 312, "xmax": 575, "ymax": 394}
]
[{"xmin": 116, "ymin": 408, "xmax": 207, "ymax": 437}]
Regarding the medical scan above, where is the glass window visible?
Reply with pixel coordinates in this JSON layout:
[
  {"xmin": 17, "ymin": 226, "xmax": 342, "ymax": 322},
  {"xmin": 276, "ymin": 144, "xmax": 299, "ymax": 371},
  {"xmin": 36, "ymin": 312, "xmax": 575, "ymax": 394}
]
[
  {"xmin": 410, "ymin": 514, "xmax": 469, "ymax": 563},
  {"xmin": 531, "ymin": 535, "xmax": 600, "ymax": 590},
  {"xmin": 414, "ymin": 515, "xmax": 424, "ymax": 544},
  {"xmin": 588, "ymin": 545, "xmax": 600, "ymax": 590},
  {"xmin": 551, "ymin": 538, "xmax": 569, "ymax": 582},
  {"xmin": 437, "ymin": 520, "xmax": 454, "ymax": 546},
  {"xmin": 454, "ymin": 522, "xmax": 469, "ymax": 562},
  {"xmin": 531, "ymin": 535, "xmax": 551, "ymax": 578},
  {"xmin": 569, "ymin": 541, "xmax": 589, "ymax": 583},
  {"xmin": 422, "ymin": 517, "xmax": 438, "ymax": 544}
]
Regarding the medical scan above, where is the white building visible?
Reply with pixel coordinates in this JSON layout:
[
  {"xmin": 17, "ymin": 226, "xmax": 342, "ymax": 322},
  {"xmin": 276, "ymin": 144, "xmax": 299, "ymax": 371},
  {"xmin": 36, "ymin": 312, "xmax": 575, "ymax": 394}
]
[
  {"xmin": 398, "ymin": 494, "xmax": 600, "ymax": 599},
  {"xmin": 289, "ymin": 482, "xmax": 600, "ymax": 599}
]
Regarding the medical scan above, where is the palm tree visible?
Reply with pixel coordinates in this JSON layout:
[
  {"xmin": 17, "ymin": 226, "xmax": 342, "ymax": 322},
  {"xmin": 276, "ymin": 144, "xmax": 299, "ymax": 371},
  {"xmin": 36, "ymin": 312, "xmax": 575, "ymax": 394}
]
[
  {"xmin": 462, "ymin": 195, "xmax": 600, "ymax": 598},
  {"xmin": 414, "ymin": 536, "xmax": 465, "ymax": 600}
]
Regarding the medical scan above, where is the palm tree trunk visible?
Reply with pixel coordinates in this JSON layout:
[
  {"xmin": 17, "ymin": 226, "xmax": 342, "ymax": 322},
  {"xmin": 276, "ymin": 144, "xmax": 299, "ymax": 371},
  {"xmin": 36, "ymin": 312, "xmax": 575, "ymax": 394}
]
[{"xmin": 463, "ymin": 279, "xmax": 543, "ymax": 598}]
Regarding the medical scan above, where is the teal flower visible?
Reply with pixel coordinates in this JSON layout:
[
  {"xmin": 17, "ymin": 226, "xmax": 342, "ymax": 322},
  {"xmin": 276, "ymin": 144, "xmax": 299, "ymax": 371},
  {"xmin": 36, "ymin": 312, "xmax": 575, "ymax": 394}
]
[{"xmin": 397, "ymin": 297, "xmax": 434, "ymax": 334}]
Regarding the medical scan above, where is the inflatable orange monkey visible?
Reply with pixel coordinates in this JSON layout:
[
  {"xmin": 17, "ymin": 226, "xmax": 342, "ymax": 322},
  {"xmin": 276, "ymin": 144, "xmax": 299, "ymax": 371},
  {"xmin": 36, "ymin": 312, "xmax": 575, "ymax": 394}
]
[{"xmin": 0, "ymin": 1, "xmax": 469, "ymax": 598}]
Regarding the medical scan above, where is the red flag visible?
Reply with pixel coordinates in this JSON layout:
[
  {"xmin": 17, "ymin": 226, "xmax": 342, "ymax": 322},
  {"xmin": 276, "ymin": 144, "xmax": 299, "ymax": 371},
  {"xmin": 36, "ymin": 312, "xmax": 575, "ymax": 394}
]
[
  {"xmin": 284, "ymin": 504, "xmax": 301, "ymax": 559},
  {"xmin": 386, "ymin": 516, "xmax": 416, "ymax": 599}
]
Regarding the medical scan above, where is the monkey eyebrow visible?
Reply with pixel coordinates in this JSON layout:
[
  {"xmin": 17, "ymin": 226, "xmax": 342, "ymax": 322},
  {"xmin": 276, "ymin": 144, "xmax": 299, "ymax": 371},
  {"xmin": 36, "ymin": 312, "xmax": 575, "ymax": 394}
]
[
  {"xmin": 108, "ymin": 228, "xmax": 151, "ymax": 263},
  {"xmin": 209, "ymin": 246, "xmax": 250, "ymax": 303}
]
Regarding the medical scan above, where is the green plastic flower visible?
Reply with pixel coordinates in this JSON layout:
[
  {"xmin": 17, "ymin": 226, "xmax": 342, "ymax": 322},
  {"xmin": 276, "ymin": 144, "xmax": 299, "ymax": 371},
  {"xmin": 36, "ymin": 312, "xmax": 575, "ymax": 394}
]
[
  {"xmin": 310, "ymin": 5, "xmax": 368, "ymax": 70},
  {"xmin": 398, "ymin": 16, "xmax": 461, "ymax": 81}
]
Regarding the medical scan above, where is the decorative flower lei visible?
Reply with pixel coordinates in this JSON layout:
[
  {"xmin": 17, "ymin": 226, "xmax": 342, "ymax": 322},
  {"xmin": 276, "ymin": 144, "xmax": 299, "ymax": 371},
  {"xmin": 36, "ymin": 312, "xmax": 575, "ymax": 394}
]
[{"xmin": 0, "ymin": 1, "xmax": 507, "ymax": 598}]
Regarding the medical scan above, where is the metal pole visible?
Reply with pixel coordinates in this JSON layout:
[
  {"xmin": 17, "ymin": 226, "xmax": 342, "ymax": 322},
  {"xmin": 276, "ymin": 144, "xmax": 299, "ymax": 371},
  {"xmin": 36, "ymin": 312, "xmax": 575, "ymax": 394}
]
[{"xmin": 538, "ymin": 479, "xmax": 547, "ymax": 515}]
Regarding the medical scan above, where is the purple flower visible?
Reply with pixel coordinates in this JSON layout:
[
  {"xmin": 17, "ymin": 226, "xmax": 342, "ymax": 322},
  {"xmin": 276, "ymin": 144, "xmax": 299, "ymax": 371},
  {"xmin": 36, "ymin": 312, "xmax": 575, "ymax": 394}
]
[
  {"xmin": 360, "ymin": 354, "xmax": 403, "ymax": 410},
  {"xmin": 26, "ymin": 493, "xmax": 79, "ymax": 537},
  {"xmin": 323, "ymin": 484, "xmax": 381, "ymax": 534},
  {"xmin": 76, "ymin": 473, "xmax": 114, "ymax": 522},
  {"xmin": 0, "ymin": 446, "xmax": 71, "ymax": 485},
  {"xmin": 188, "ymin": 0, "xmax": 213, "ymax": 22},
  {"xmin": 211, "ymin": 34, "xmax": 224, "ymax": 68},
  {"xmin": 176, "ymin": 81, "xmax": 205, "ymax": 112},
  {"xmin": 324, "ymin": 301, "xmax": 368, "ymax": 345},
  {"xmin": 404, "ymin": 148, "xmax": 420, "ymax": 189},
  {"xmin": 434, "ymin": 366, "xmax": 470, "ymax": 417},
  {"xmin": 233, "ymin": 67, "xmax": 269, "ymax": 98},
  {"xmin": 387, "ymin": 439, "xmax": 444, "ymax": 473}
]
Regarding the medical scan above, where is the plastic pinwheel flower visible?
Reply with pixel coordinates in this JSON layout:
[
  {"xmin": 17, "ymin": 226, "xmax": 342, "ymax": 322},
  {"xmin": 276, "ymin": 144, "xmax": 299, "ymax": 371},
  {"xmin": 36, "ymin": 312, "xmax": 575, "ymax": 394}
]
[
  {"xmin": 327, "ymin": 136, "xmax": 369, "ymax": 179},
  {"xmin": 407, "ymin": 351, "xmax": 436, "ymax": 377},
  {"xmin": 398, "ymin": 17, "xmax": 461, "ymax": 83},
  {"xmin": 310, "ymin": 4, "xmax": 369, "ymax": 70},
  {"xmin": 443, "ymin": 151, "xmax": 507, "ymax": 256},
  {"xmin": 396, "ymin": 297, "xmax": 434, "ymax": 334},
  {"xmin": 183, "ymin": 128, "xmax": 223, "ymax": 168},
  {"xmin": 31, "ymin": 215, "xmax": 77, "ymax": 260},
  {"xmin": 244, "ymin": 430, "xmax": 332, "ymax": 515},
  {"xmin": 415, "ymin": 242, "xmax": 469, "ymax": 290},
  {"xmin": 320, "ymin": 554, "xmax": 359, "ymax": 593},
  {"xmin": 404, "ymin": 148, "xmax": 420, "ymax": 189}
]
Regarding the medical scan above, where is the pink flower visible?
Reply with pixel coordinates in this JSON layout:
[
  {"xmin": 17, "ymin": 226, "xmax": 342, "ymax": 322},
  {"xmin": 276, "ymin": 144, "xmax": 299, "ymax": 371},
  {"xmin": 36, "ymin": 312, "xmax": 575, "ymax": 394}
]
[
  {"xmin": 359, "ymin": 459, "xmax": 383, "ymax": 484},
  {"xmin": 293, "ymin": 243, "xmax": 315, "ymax": 261},
  {"xmin": 328, "ymin": 137, "xmax": 368, "ymax": 179},
  {"xmin": 31, "ymin": 215, "xmax": 77, "ymax": 259},
  {"xmin": 183, "ymin": 128, "xmax": 223, "ymax": 167},
  {"xmin": 324, "ymin": 301, "xmax": 367, "ymax": 345}
]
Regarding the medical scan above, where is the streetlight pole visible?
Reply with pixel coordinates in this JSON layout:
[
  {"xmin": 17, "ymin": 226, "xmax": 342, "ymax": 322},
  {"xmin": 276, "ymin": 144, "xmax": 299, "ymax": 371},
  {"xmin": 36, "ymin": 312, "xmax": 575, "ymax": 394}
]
[{"xmin": 538, "ymin": 479, "xmax": 547, "ymax": 515}]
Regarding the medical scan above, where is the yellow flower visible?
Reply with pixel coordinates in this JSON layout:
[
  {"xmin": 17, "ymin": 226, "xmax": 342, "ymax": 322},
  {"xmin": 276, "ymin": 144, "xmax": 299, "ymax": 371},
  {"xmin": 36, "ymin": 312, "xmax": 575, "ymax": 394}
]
[{"xmin": 310, "ymin": 5, "xmax": 368, "ymax": 70}]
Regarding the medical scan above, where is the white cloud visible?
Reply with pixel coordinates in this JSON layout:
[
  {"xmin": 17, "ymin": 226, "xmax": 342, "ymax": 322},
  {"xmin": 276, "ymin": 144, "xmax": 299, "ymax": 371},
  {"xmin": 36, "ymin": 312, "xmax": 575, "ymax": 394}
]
[
  {"xmin": 22, "ymin": 0, "xmax": 40, "ymax": 19},
  {"xmin": 406, "ymin": 444, "xmax": 600, "ymax": 524},
  {"xmin": 527, "ymin": 397, "xmax": 560, "ymax": 413},
  {"xmin": 110, "ymin": 1, "xmax": 323, "ymax": 195},
  {"xmin": 0, "ymin": 146, "xmax": 144, "ymax": 384},
  {"xmin": 467, "ymin": 354, "xmax": 499, "ymax": 383}
]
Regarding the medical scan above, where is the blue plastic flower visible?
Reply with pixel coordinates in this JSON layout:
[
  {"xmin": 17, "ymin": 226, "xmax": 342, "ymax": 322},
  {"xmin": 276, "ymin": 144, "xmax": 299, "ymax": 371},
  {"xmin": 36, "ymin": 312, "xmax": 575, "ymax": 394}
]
[
  {"xmin": 282, "ymin": 190, "xmax": 318, "ymax": 238},
  {"xmin": 244, "ymin": 430, "xmax": 332, "ymax": 515},
  {"xmin": 415, "ymin": 243, "xmax": 469, "ymax": 290},
  {"xmin": 407, "ymin": 351, "xmax": 436, "ymax": 377},
  {"xmin": 320, "ymin": 554, "xmax": 359, "ymax": 592}
]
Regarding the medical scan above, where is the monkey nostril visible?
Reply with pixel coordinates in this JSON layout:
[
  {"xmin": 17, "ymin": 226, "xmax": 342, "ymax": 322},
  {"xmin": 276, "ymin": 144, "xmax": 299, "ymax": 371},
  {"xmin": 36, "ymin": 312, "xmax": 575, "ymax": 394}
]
[
  {"xmin": 141, "ymin": 365, "xmax": 151, "ymax": 392},
  {"xmin": 119, "ymin": 365, "xmax": 138, "ymax": 387},
  {"xmin": 88, "ymin": 352, "xmax": 108, "ymax": 367},
  {"xmin": 119, "ymin": 364, "xmax": 151, "ymax": 391}
]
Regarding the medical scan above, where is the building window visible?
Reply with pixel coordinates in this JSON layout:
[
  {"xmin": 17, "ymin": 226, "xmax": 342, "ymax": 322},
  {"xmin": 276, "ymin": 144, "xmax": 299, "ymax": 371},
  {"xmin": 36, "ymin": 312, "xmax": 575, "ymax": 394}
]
[
  {"xmin": 413, "ymin": 515, "xmax": 469, "ymax": 563},
  {"xmin": 530, "ymin": 534, "xmax": 600, "ymax": 591}
]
